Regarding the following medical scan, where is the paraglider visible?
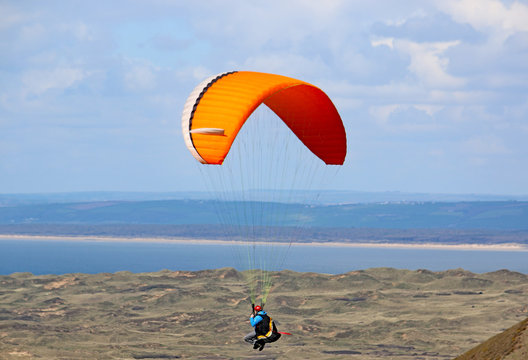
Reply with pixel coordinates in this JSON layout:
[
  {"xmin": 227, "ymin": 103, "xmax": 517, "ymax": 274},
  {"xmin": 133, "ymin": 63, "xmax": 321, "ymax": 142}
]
[
  {"xmin": 181, "ymin": 70, "xmax": 346, "ymax": 350},
  {"xmin": 244, "ymin": 304, "xmax": 281, "ymax": 351}
]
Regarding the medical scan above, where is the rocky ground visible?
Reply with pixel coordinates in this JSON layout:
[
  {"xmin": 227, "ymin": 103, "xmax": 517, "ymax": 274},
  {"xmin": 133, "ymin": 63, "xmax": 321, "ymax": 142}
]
[{"xmin": 1, "ymin": 267, "xmax": 527, "ymax": 359}]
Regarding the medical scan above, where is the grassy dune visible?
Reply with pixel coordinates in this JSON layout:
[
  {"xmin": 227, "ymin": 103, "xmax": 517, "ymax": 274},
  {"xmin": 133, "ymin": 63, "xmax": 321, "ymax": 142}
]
[{"xmin": 1, "ymin": 268, "xmax": 527, "ymax": 359}]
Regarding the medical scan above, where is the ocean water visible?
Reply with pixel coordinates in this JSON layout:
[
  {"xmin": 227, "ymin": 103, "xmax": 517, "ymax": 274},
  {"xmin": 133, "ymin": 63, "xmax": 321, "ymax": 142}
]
[{"xmin": 0, "ymin": 239, "xmax": 527, "ymax": 275}]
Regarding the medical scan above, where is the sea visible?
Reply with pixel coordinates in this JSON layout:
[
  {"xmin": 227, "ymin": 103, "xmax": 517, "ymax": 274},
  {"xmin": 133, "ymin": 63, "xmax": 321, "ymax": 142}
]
[{"xmin": 0, "ymin": 238, "xmax": 527, "ymax": 275}]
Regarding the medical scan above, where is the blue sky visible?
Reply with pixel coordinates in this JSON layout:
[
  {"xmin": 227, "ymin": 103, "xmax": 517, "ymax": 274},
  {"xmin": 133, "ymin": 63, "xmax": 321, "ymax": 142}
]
[{"xmin": 1, "ymin": 0, "xmax": 527, "ymax": 195}]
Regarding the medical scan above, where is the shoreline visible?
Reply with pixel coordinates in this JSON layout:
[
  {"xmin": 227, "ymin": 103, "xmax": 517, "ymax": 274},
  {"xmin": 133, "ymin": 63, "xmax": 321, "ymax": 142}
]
[{"xmin": 1, "ymin": 234, "xmax": 527, "ymax": 252}]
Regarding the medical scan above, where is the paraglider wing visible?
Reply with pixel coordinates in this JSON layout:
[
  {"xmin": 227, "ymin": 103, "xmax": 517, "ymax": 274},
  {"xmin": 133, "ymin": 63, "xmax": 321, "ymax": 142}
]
[
  {"xmin": 180, "ymin": 70, "xmax": 347, "ymax": 307},
  {"xmin": 181, "ymin": 71, "xmax": 346, "ymax": 165}
]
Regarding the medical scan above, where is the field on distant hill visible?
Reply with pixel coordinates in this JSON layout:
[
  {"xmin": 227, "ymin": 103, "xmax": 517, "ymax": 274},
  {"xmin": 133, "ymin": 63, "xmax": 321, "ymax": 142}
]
[
  {"xmin": 1, "ymin": 199, "xmax": 528, "ymax": 230},
  {"xmin": 1, "ymin": 268, "xmax": 527, "ymax": 359}
]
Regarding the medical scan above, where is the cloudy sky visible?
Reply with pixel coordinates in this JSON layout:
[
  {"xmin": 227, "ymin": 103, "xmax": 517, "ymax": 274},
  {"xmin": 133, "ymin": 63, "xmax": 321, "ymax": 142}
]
[{"xmin": 1, "ymin": 0, "xmax": 527, "ymax": 195}]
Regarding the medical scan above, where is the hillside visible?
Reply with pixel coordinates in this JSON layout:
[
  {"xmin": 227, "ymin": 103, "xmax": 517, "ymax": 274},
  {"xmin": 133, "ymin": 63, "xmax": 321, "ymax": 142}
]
[
  {"xmin": 455, "ymin": 318, "xmax": 528, "ymax": 360},
  {"xmin": 1, "ymin": 199, "xmax": 528, "ymax": 230},
  {"xmin": 1, "ymin": 268, "xmax": 527, "ymax": 359},
  {"xmin": 2, "ymin": 191, "xmax": 527, "ymax": 206}
]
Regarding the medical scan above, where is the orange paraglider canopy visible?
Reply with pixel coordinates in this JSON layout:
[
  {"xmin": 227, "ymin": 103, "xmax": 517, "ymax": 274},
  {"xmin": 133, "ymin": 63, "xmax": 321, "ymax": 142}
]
[{"xmin": 181, "ymin": 71, "xmax": 346, "ymax": 165}]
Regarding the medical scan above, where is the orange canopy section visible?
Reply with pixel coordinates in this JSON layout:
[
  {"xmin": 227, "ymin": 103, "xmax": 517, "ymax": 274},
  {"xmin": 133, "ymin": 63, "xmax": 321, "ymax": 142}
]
[{"xmin": 181, "ymin": 71, "xmax": 346, "ymax": 165}]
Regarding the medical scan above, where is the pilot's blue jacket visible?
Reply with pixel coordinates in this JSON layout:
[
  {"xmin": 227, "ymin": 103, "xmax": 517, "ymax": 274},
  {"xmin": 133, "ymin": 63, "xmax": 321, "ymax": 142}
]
[{"xmin": 250, "ymin": 310, "xmax": 267, "ymax": 327}]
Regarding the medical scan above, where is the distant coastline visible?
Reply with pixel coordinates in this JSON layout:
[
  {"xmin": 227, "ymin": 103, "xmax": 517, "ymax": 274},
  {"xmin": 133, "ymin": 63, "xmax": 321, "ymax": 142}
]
[{"xmin": 1, "ymin": 234, "xmax": 527, "ymax": 252}]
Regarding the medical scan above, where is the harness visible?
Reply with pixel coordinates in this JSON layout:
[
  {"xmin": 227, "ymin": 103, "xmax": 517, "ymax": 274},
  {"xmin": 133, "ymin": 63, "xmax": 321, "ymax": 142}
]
[{"xmin": 255, "ymin": 313, "xmax": 276, "ymax": 339}]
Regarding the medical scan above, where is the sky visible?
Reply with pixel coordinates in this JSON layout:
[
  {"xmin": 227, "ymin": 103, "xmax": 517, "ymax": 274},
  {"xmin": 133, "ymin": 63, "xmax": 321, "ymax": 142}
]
[{"xmin": 1, "ymin": 0, "xmax": 527, "ymax": 195}]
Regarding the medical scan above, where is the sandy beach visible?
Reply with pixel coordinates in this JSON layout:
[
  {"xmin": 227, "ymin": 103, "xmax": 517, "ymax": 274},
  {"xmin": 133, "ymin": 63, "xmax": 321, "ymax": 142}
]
[{"xmin": 1, "ymin": 234, "xmax": 527, "ymax": 251}]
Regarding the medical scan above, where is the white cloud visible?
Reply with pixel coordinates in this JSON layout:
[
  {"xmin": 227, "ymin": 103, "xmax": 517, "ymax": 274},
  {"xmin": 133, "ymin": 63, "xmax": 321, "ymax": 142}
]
[
  {"xmin": 383, "ymin": 8, "xmax": 429, "ymax": 27},
  {"xmin": 371, "ymin": 37, "xmax": 394, "ymax": 49},
  {"xmin": 395, "ymin": 39, "xmax": 466, "ymax": 88},
  {"xmin": 189, "ymin": 66, "xmax": 212, "ymax": 81},
  {"xmin": 438, "ymin": 0, "xmax": 528, "ymax": 34},
  {"xmin": 19, "ymin": 23, "xmax": 48, "ymax": 44},
  {"xmin": 369, "ymin": 104, "xmax": 424, "ymax": 131},
  {"xmin": 427, "ymin": 89, "xmax": 498, "ymax": 105},
  {"xmin": 461, "ymin": 135, "xmax": 510, "ymax": 155},
  {"xmin": 369, "ymin": 104, "xmax": 401, "ymax": 123},
  {"xmin": 372, "ymin": 35, "xmax": 466, "ymax": 90},
  {"xmin": 2, "ymin": 0, "xmax": 528, "ymax": 194},
  {"xmin": 22, "ymin": 67, "xmax": 88, "ymax": 95},
  {"xmin": 242, "ymin": 53, "xmax": 330, "ymax": 78},
  {"xmin": 0, "ymin": 3, "xmax": 32, "ymax": 30},
  {"xmin": 506, "ymin": 99, "xmax": 528, "ymax": 133},
  {"xmin": 428, "ymin": 148, "xmax": 445, "ymax": 158},
  {"xmin": 58, "ymin": 22, "xmax": 95, "ymax": 42},
  {"xmin": 414, "ymin": 104, "xmax": 443, "ymax": 116},
  {"xmin": 332, "ymin": 97, "xmax": 363, "ymax": 111},
  {"xmin": 124, "ymin": 61, "xmax": 158, "ymax": 91},
  {"xmin": 371, "ymin": 104, "xmax": 442, "ymax": 133}
]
